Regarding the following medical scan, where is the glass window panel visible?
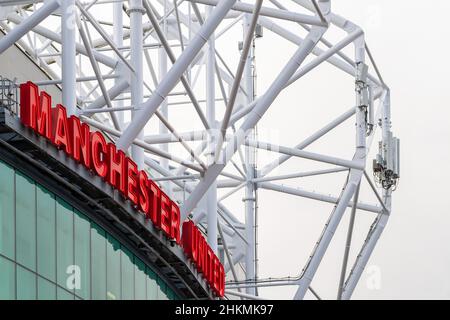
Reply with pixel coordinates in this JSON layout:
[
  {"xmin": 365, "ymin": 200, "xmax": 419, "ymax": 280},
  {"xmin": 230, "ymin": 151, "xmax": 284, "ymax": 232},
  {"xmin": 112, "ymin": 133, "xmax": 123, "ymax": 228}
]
[
  {"xmin": 17, "ymin": 265, "xmax": 36, "ymax": 300},
  {"xmin": 56, "ymin": 198, "xmax": 74, "ymax": 291},
  {"xmin": 106, "ymin": 234, "xmax": 121, "ymax": 300},
  {"xmin": 157, "ymin": 276, "xmax": 168, "ymax": 300},
  {"xmin": 91, "ymin": 223, "xmax": 106, "ymax": 300},
  {"xmin": 15, "ymin": 172, "xmax": 36, "ymax": 271},
  {"xmin": 74, "ymin": 210, "xmax": 90, "ymax": 300},
  {"xmin": 0, "ymin": 161, "xmax": 15, "ymax": 259},
  {"xmin": 146, "ymin": 267, "xmax": 157, "ymax": 300},
  {"xmin": 37, "ymin": 277, "xmax": 56, "ymax": 300},
  {"xmin": 166, "ymin": 287, "xmax": 175, "ymax": 300},
  {"xmin": 121, "ymin": 247, "xmax": 134, "ymax": 300},
  {"xmin": 57, "ymin": 287, "xmax": 74, "ymax": 300},
  {"xmin": 0, "ymin": 161, "xmax": 182, "ymax": 301},
  {"xmin": 36, "ymin": 185, "xmax": 56, "ymax": 281},
  {"xmin": 134, "ymin": 257, "xmax": 146, "ymax": 300},
  {"xmin": 0, "ymin": 256, "xmax": 15, "ymax": 299}
]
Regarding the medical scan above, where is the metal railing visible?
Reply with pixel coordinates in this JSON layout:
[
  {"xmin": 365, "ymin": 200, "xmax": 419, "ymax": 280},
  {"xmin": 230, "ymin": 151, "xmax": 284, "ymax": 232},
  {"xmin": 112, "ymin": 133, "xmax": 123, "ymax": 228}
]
[{"xmin": 0, "ymin": 76, "xmax": 18, "ymax": 114}]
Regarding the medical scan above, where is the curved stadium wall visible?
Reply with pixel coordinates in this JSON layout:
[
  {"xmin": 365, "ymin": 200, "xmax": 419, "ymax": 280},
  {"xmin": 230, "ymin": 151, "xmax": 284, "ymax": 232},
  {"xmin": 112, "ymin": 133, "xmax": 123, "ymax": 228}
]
[{"xmin": 0, "ymin": 158, "xmax": 179, "ymax": 300}]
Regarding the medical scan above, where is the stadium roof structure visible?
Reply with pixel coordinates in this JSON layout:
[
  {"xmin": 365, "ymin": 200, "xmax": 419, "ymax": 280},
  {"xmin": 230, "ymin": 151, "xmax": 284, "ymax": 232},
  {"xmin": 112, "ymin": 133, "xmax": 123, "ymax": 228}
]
[{"xmin": 0, "ymin": 0, "xmax": 399, "ymax": 300}]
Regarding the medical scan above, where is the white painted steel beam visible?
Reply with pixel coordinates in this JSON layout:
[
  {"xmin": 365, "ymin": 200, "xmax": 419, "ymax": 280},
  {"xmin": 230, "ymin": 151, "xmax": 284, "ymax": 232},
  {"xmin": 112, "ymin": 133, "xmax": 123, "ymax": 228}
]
[
  {"xmin": 187, "ymin": 0, "xmax": 327, "ymax": 26},
  {"xmin": 0, "ymin": 0, "xmax": 59, "ymax": 54}
]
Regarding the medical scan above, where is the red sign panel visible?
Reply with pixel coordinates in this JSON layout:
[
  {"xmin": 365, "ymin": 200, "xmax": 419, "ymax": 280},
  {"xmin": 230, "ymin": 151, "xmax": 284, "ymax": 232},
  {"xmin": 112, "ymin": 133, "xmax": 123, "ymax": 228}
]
[{"xmin": 19, "ymin": 81, "xmax": 224, "ymax": 297}]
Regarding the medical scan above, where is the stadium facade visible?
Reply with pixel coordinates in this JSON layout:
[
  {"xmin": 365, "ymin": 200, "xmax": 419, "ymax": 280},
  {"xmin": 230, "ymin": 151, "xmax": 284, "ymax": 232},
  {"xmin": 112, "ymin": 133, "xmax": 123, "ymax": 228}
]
[{"xmin": 0, "ymin": 81, "xmax": 224, "ymax": 300}]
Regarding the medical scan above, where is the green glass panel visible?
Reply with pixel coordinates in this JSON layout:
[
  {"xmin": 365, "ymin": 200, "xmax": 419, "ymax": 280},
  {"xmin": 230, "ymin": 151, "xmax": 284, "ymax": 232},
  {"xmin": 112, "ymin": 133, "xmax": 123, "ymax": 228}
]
[
  {"xmin": 0, "ymin": 256, "xmax": 15, "ymax": 299},
  {"xmin": 121, "ymin": 247, "xmax": 134, "ymax": 300},
  {"xmin": 74, "ymin": 210, "xmax": 90, "ymax": 300},
  {"xmin": 106, "ymin": 234, "xmax": 121, "ymax": 300},
  {"xmin": 166, "ymin": 287, "xmax": 175, "ymax": 300},
  {"xmin": 57, "ymin": 287, "xmax": 74, "ymax": 300},
  {"xmin": 36, "ymin": 185, "xmax": 56, "ymax": 281},
  {"xmin": 0, "ymin": 161, "xmax": 14, "ymax": 259},
  {"xmin": 17, "ymin": 265, "xmax": 36, "ymax": 300},
  {"xmin": 134, "ymin": 257, "xmax": 146, "ymax": 300},
  {"xmin": 56, "ymin": 198, "xmax": 74, "ymax": 290},
  {"xmin": 157, "ymin": 276, "xmax": 168, "ymax": 300},
  {"xmin": 37, "ymin": 277, "xmax": 56, "ymax": 300},
  {"xmin": 146, "ymin": 267, "xmax": 157, "ymax": 300},
  {"xmin": 15, "ymin": 172, "xmax": 36, "ymax": 271},
  {"xmin": 91, "ymin": 223, "xmax": 106, "ymax": 300}
]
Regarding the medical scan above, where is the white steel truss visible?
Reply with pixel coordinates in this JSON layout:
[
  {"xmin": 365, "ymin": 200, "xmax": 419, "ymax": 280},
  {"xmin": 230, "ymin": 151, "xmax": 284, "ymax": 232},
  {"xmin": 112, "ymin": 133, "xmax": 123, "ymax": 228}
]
[{"xmin": 0, "ymin": 0, "xmax": 399, "ymax": 300}]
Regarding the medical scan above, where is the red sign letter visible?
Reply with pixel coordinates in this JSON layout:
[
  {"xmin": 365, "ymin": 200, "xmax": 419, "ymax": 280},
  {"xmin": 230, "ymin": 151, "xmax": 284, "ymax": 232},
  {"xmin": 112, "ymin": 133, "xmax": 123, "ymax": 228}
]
[
  {"xmin": 107, "ymin": 143, "xmax": 126, "ymax": 193},
  {"xmin": 52, "ymin": 105, "xmax": 72, "ymax": 154},
  {"xmin": 159, "ymin": 192, "xmax": 171, "ymax": 236},
  {"xmin": 20, "ymin": 81, "xmax": 53, "ymax": 140},
  {"xmin": 148, "ymin": 181, "xmax": 161, "ymax": 226},
  {"xmin": 170, "ymin": 202, "xmax": 181, "ymax": 244},
  {"xmin": 138, "ymin": 170, "xmax": 150, "ymax": 214},
  {"xmin": 69, "ymin": 116, "xmax": 91, "ymax": 168},
  {"xmin": 126, "ymin": 158, "xmax": 139, "ymax": 205},
  {"xmin": 91, "ymin": 131, "xmax": 108, "ymax": 178}
]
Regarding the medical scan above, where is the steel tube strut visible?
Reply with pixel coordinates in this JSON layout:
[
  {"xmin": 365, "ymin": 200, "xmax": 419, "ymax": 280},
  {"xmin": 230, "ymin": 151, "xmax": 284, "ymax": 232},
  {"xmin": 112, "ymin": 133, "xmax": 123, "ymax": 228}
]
[
  {"xmin": 205, "ymin": 4, "xmax": 218, "ymax": 253},
  {"xmin": 338, "ymin": 183, "xmax": 360, "ymax": 299},
  {"xmin": 0, "ymin": 0, "xmax": 59, "ymax": 54},
  {"xmin": 257, "ymin": 182, "xmax": 381, "ymax": 214},
  {"xmin": 129, "ymin": 0, "xmax": 145, "ymax": 168},
  {"xmin": 187, "ymin": 0, "xmax": 327, "ymax": 26},
  {"xmin": 341, "ymin": 195, "xmax": 390, "ymax": 299}
]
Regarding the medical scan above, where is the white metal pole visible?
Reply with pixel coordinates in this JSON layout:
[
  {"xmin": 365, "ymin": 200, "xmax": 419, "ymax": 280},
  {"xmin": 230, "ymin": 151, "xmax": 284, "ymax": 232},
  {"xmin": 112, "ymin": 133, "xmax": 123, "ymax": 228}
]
[
  {"xmin": 62, "ymin": 0, "xmax": 77, "ymax": 115},
  {"xmin": 129, "ymin": 0, "xmax": 145, "ymax": 168},
  {"xmin": 158, "ymin": 1, "xmax": 170, "ymax": 192},
  {"xmin": 113, "ymin": 0, "xmax": 125, "ymax": 127},
  {"xmin": 205, "ymin": 4, "xmax": 218, "ymax": 254},
  {"xmin": 242, "ymin": 13, "xmax": 256, "ymax": 296}
]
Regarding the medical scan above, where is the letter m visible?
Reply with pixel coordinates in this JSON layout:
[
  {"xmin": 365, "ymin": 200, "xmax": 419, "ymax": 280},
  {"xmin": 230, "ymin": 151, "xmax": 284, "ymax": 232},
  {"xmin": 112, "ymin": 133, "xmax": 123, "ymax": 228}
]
[{"xmin": 20, "ymin": 81, "xmax": 52, "ymax": 139}]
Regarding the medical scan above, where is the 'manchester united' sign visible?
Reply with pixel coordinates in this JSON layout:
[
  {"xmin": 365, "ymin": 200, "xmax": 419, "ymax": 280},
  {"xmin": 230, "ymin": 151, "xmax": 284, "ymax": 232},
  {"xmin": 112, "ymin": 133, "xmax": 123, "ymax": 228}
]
[{"xmin": 19, "ymin": 81, "xmax": 225, "ymax": 297}]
